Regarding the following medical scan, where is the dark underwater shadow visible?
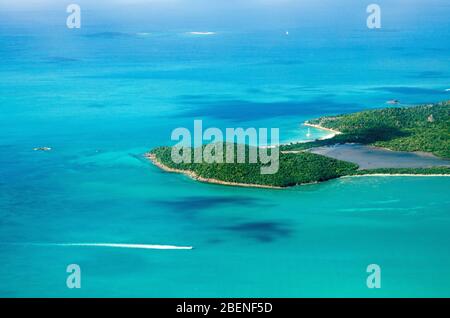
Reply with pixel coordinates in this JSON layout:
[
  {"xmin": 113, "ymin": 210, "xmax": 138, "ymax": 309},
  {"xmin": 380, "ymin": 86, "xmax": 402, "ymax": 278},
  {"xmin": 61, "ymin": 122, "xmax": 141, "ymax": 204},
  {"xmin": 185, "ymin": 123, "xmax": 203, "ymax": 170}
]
[{"xmin": 220, "ymin": 220, "xmax": 292, "ymax": 243}]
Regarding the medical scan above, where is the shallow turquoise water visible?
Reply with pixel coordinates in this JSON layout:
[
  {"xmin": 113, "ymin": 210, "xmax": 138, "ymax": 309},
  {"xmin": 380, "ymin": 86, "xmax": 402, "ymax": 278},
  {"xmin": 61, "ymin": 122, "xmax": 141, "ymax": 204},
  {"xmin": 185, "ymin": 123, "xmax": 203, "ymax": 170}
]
[{"xmin": 1, "ymin": 2, "xmax": 450, "ymax": 297}]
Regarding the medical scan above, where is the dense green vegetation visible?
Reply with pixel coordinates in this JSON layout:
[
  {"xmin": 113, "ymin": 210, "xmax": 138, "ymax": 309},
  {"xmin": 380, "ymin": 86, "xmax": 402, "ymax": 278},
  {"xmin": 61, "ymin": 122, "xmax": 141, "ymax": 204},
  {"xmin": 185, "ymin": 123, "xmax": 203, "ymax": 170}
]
[
  {"xmin": 150, "ymin": 144, "xmax": 358, "ymax": 187},
  {"xmin": 281, "ymin": 101, "xmax": 450, "ymax": 158}
]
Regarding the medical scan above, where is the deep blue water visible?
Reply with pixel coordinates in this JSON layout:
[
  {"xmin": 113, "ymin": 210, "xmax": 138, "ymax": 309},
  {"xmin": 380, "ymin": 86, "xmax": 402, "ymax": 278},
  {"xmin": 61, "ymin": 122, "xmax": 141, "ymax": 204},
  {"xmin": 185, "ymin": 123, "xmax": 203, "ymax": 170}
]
[{"xmin": 0, "ymin": 2, "xmax": 450, "ymax": 297}]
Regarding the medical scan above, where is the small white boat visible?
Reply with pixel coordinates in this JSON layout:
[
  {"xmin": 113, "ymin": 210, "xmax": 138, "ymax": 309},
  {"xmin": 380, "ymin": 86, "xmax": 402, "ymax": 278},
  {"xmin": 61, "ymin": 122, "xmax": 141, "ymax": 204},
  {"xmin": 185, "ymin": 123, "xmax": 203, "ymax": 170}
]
[
  {"xmin": 33, "ymin": 147, "xmax": 52, "ymax": 151},
  {"xmin": 306, "ymin": 128, "xmax": 311, "ymax": 138},
  {"xmin": 386, "ymin": 99, "xmax": 400, "ymax": 104}
]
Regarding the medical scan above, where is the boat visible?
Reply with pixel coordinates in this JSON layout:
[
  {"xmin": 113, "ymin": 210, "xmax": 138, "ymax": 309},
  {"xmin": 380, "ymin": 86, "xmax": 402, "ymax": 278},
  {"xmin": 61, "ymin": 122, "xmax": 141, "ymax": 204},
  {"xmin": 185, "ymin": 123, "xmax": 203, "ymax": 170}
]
[
  {"xmin": 33, "ymin": 147, "xmax": 52, "ymax": 151},
  {"xmin": 306, "ymin": 127, "xmax": 311, "ymax": 138}
]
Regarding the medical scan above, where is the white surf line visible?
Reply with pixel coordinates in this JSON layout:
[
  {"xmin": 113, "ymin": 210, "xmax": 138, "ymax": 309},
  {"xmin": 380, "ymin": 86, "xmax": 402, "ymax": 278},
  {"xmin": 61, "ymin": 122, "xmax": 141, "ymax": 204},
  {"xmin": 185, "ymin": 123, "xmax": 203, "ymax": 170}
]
[
  {"xmin": 4, "ymin": 242, "xmax": 193, "ymax": 250},
  {"xmin": 342, "ymin": 174, "xmax": 450, "ymax": 178}
]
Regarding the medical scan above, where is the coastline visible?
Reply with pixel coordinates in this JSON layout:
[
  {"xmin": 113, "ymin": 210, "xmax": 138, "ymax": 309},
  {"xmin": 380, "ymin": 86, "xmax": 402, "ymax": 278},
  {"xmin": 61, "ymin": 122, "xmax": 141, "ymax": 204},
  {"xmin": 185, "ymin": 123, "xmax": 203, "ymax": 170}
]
[
  {"xmin": 147, "ymin": 149, "xmax": 450, "ymax": 188},
  {"xmin": 147, "ymin": 114, "xmax": 449, "ymax": 189},
  {"xmin": 279, "ymin": 122, "xmax": 341, "ymax": 153},
  {"xmin": 145, "ymin": 153, "xmax": 284, "ymax": 189},
  {"xmin": 303, "ymin": 122, "xmax": 342, "ymax": 139},
  {"xmin": 343, "ymin": 174, "xmax": 450, "ymax": 178},
  {"xmin": 147, "ymin": 152, "xmax": 450, "ymax": 189}
]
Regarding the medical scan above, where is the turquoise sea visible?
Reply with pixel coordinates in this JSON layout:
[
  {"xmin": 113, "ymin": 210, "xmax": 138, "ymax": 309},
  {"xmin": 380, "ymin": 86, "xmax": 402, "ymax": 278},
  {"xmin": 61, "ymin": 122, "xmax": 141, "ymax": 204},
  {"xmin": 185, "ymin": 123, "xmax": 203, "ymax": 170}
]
[{"xmin": 1, "ymin": 2, "xmax": 450, "ymax": 297}]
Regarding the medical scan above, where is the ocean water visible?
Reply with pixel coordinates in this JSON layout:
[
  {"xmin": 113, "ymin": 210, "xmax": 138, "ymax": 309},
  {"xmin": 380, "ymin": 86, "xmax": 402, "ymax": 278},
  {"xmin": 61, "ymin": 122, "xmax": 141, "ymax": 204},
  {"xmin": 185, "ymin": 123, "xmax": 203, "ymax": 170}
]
[{"xmin": 1, "ymin": 3, "xmax": 450, "ymax": 297}]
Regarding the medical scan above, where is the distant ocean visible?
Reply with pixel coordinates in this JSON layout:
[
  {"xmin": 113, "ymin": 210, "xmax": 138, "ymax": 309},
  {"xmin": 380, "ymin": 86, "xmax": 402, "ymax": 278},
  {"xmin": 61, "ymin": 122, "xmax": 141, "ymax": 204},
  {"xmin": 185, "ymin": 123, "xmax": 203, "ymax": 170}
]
[{"xmin": 1, "ymin": 4, "xmax": 450, "ymax": 296}]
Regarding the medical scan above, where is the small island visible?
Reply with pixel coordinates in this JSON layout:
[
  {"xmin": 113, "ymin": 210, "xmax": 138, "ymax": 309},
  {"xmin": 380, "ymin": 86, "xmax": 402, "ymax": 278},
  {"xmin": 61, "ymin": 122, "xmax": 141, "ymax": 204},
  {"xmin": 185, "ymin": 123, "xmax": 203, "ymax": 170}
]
[{"xmin": 147, "ymin": 101, "xmax": 450, "ymax": 188}]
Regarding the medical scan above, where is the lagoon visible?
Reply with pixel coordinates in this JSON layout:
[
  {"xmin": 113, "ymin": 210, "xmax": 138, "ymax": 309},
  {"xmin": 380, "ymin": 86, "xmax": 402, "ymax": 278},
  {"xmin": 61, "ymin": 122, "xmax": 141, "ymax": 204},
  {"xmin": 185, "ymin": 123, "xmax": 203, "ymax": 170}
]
[{"xmin": 308, "ymin": 143, "xmax": 450, "ymax": 169}]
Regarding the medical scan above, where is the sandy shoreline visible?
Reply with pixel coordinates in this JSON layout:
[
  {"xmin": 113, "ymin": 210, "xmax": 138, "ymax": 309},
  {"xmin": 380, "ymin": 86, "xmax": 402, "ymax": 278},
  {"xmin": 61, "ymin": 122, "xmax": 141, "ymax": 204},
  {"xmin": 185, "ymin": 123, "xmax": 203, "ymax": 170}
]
[
  {"xmin": 280, "ymin": 122, "xmax": 340, "ymax": 154},
  {"xmin": 145, "ymin": 153, "xmax": 284, "ymax": 189},
  {"xmin": 303, "ymin": 122, "xmax": 342, "ymax": 139},
  {"xmin": 343, "ymin": 174, "xmax": 450, "ymax": 178}
]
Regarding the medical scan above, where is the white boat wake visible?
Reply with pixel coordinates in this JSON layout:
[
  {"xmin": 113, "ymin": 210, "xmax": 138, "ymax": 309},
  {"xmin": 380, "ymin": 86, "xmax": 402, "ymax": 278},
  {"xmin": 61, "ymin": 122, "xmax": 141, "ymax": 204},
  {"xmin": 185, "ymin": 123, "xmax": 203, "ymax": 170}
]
[{"xmin": 4, "ymin": 242, "xmax": 193, "ymax": 250}]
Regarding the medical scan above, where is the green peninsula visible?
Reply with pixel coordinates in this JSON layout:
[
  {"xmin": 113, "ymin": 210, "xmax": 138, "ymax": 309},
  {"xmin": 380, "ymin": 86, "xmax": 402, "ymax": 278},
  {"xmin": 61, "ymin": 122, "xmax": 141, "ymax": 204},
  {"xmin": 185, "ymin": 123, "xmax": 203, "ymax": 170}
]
[
  {"xmin": 148, "ymin": 147, "xmax": 358, "ymax": 188},
  {"xmin": 148, "ymin": 101, "xmax": 450, "ymax": 188}
]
